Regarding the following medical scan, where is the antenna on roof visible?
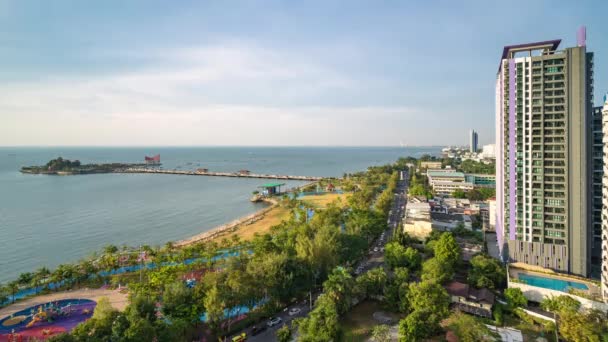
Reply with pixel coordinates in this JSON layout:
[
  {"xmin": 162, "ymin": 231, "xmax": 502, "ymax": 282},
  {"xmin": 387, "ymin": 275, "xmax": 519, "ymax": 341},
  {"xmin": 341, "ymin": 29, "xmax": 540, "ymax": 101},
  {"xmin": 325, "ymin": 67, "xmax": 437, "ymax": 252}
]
[{"xmin": 577, "ymin": 26, "xmax": 586, "ymax": 47}]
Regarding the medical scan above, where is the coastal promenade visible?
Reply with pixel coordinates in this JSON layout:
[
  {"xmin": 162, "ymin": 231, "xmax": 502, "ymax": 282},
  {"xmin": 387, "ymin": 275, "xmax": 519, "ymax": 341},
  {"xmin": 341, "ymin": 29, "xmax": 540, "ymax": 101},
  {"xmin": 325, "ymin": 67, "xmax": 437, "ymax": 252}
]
[{"xmin": 116, "ymin": 168, "xmax": 323, "ymax": 181}]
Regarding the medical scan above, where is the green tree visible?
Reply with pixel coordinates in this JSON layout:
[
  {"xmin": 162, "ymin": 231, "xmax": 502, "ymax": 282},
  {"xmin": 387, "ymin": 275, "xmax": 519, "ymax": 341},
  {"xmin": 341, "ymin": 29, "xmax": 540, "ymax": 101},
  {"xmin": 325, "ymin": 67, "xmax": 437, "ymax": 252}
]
[
  {"xmin": 0, "ymin": 284, "xmax": 8, "ymax": 305},
  {"xmin": 71, "ymin": 297, "xmax": 119, "ymax": 340},
  {"xmin": 466, "ymin": 189, "xmax": 484, "ymax": 201},
  {"xmin": 504, "ymin": 288, "xmax": 527, "ymax": 309},
  {"xmin": 276, "ymin": 324, "xmax": 292, "ymax": 342},
  {"xmin": 421, "ymin": 257, "xmax": 454, "ymax": 284},
  {"xmin": 541, "ymin": 295, "xmax": 581, "ymax": 314},
  {"xmin": 452, "ymin": 189, "xmax": 467, "ymax": 199},
  {"xmin": 407, "ymin": 281, "xmax": 450, "ymax": 318},
  {"xmin": 46, "ymin": 334, "xmax": 76, "ymax": 342},
  {"xmin": 203, "ymin": 285, "xmax": 226, "ymax": 333},
  {"xmin": 17, "ymin": 272, "xmax": 33, "ymax": 287},
  {"xmin": 322, "ymin": 267, "xmax": 356, "ymax": 314},
  {"xmin": 32, "ymin": 267, "xmax": 51, "ymax": 293},
  {"xmin": 559, "ymin": 309, "xmax": 606, "ymax": 342},
  {"xmin": 468, "ymin": 254, "xmax": 506, "ymax": 289},
  {"xmin": 399, "ymin": 309, "xmax": 442, "ymax": 342},
  {"xmin": 445, "ymin": 311, "xmax": 494, "ymax": 342},
  {"xmin": 296, "ymin": 294, "xmax": 341, "ymax": 342},
  {"xmin": 296, "ymin": 224, "xmax": 339, "ymax": 285},
  {"xmin": 7, "ymin": 280, "xmax": 19, "ymax": 303},
  {"xmin": 433, "ymin": 232, "xmax": 461, "ymax": 266},
  {"xmin": 356, "ymin": 267, "xmax": 388, "ymax": 298},
  {"xmin": 371, "ymin": 324, "xmax": 391, "ymax": 342},
  {"xmin": 384, "ymin": 242, "xmax": 409, "ymax": 269},
  {"xmin": 123, "ymin": 316, "xmax": 156, "ymax": 342},
  {"xmin": 163, "ymin": 281, "xmax": 195, "ymax": 320}
]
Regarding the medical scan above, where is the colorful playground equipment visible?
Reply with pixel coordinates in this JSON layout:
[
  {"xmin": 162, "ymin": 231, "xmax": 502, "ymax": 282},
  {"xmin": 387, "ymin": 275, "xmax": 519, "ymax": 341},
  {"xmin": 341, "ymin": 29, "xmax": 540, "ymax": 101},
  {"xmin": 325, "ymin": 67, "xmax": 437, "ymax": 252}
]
[{"xmin": 0, "ymin": 299, "xmax": 96, "ymax": 340}]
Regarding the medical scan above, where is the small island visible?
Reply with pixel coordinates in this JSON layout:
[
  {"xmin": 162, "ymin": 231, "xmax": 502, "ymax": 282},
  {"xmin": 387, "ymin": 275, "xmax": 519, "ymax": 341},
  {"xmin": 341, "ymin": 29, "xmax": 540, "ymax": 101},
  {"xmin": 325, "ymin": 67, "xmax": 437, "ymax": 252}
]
[{"xmin": 20, "ymin": 157, "xmax": 148, "ymax": 175}]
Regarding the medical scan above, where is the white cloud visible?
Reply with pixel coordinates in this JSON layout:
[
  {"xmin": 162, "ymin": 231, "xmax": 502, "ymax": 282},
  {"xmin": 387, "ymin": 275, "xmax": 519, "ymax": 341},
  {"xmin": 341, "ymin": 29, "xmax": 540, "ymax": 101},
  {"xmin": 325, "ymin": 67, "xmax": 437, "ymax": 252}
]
[{"xmin": 0, "ymin": 41, "xmax": 429, "ymax": 146}]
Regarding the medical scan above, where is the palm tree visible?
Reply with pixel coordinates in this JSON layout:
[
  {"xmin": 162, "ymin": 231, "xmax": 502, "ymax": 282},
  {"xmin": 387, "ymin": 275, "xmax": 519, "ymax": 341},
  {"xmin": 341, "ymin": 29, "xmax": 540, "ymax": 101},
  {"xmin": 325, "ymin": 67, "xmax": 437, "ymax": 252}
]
[
  {"xmin": 0, "ymin": 283, "xmax": 9, "ymax": 305},
  {"xmin": 7, "ymin": 280, "xmax": 20, "ymax": 303},
  {"xmin": 17, "ymin": 272, "xmax": 33, "ymax": 287},
  {"xmin": 30, "ymin": 267, "xmax": 50, "ymax": 294}
]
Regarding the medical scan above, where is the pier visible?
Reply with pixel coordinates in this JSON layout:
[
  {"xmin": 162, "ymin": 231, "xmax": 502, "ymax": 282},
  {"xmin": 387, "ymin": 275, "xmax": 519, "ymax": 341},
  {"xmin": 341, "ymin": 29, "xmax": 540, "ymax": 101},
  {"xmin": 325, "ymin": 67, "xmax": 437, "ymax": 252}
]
[{"xmin": 116, "ymin": 168, "xmax": 323, "ymax": 181}]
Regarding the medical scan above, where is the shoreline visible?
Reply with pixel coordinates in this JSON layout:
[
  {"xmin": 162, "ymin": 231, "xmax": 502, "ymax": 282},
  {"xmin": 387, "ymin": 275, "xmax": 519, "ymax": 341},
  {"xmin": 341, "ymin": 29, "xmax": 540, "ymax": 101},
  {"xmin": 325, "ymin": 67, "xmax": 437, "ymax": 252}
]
[
  {"xmin": 174, "ymin": 197, "xmax": 278, "ymax": 247},
  {"xmin": 174, "ymin": 181, "xmax": 318, "ymax": 247}
]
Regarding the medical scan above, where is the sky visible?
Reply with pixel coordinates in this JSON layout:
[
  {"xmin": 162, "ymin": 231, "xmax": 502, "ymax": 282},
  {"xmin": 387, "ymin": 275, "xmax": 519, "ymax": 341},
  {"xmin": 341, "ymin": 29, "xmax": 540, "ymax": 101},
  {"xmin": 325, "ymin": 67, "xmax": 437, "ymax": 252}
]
[{"xmin": 1, "ymin": 0, "xmax": 607, "ymax": 147}]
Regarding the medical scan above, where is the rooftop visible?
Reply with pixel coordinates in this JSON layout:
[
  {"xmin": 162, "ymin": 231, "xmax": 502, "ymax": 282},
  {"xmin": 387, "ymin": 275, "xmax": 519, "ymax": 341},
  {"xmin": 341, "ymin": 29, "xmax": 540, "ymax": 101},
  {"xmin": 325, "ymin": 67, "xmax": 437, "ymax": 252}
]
[
  {"xmin": 498, "ymin": 39, "xmax": 561, "ymax": 72},
  {"xmin": 258, "ymin": 183, "xmax": 286, "ymax": 188},
  {"xmin": 427, "ymin": 171, "xmax": 465, "ymax": 178},
  {"xmin": 445, "ymin": 281, "xmax": 495, "ymax": 305}
]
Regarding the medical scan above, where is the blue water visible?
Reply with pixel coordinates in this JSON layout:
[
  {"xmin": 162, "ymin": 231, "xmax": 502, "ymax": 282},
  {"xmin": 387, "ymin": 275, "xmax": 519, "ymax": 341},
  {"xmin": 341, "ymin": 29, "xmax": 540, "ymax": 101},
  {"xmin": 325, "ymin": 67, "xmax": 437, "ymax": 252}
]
[
  {"xmin": 0, "ymin": 146, "xmax": 439, "ymax": 283},
  {"xmin": 518, "ymin": 273, "xmax": 589, "ymax": 292}
]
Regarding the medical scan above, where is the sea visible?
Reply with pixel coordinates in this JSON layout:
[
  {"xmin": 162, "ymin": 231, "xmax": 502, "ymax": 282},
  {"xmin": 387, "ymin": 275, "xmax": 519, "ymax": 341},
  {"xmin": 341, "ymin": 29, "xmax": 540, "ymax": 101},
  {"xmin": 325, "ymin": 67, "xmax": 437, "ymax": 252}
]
[{"xmin": 0, "ymin": 146, "xmax": 439, "ymax": 283}]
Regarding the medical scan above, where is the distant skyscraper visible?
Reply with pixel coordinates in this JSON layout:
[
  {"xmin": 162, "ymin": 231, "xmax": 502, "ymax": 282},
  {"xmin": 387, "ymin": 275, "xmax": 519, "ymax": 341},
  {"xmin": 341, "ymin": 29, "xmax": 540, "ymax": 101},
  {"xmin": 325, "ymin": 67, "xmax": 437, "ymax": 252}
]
[
  {"xmin": 601, "ymin": 94, "xmax": 608, "ymax": 301},
  {"xmin": 470, "ymin": 129, "xmax": 478, "ymax": 153},
  {"xmin": 495, "ymin": 28, "xmax": 595, "ymax": 277}
]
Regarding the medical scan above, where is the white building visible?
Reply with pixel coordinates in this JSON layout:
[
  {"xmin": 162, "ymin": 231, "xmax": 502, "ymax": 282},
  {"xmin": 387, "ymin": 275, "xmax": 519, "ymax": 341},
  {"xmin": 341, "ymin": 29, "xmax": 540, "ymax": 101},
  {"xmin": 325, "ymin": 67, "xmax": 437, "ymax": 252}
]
[
  {"xmin": 402, "ymin": 202, "xmax": 433, "ymax": 239},
  {"xmin": 481, "ymin": 144, "xmax": 496, "ymax": 159}
]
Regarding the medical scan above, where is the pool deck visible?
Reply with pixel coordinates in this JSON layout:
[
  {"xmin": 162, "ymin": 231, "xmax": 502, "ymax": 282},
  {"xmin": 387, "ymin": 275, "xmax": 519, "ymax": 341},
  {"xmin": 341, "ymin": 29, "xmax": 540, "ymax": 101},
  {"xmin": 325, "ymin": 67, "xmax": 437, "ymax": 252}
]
[{"xmin": 509, "ymin": 264, "xmax": 600, "ymax": 297}]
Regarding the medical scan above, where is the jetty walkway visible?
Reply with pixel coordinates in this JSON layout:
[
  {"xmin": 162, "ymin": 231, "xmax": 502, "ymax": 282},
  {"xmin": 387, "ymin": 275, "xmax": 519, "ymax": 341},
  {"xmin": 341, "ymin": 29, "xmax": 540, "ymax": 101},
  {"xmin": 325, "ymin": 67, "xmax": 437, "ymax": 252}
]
[{"xmin": 116, "ymin": 168, "xmax": 323, "ymax": 181}]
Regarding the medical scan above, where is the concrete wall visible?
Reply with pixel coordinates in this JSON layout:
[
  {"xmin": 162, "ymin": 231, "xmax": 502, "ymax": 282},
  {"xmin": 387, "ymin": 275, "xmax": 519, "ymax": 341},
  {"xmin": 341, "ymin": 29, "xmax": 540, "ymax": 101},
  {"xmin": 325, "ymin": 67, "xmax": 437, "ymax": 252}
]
[{"xmin": 508, "ymin": 281, "xmax": 608, "ymax": 312}]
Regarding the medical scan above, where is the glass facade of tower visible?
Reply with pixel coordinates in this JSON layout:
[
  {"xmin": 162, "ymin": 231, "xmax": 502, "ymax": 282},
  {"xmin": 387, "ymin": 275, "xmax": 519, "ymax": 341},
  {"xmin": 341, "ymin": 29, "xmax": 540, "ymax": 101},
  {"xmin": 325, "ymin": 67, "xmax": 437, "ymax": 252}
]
[
  {"xmin": 601, "ymin": 97, "xmax": 608, "ymax": 301},
  {"xmin": 592, "ymin": 106, "xmax": 603, "ymax": 277},
  {"xmin": 495, "ymin": 39, "xmax": 594, "ymax": 277}
]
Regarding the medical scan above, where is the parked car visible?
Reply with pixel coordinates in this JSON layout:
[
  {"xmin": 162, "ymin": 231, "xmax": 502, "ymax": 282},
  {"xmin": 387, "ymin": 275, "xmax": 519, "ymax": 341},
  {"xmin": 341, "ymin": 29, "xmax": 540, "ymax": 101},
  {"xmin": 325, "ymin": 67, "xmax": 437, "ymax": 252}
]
[
  {"xmin": 232, "ymin": 333, "xmax": 247, "ymax": 342},
  {"xmin": 267, "ymin": 317, "xmax": 282, "ymax": 327},
  {"xmin": 288, "ymin": 307, "xmax": 301, "ymax": 316}
]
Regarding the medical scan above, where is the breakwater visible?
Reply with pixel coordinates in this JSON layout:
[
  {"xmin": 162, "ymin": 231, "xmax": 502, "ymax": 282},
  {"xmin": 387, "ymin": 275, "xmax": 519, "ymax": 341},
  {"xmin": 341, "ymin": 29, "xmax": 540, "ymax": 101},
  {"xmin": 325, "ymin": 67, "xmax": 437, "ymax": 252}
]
[{"xmin": 117, "ymin": 167, "xmax": 323, "ymax": 181}]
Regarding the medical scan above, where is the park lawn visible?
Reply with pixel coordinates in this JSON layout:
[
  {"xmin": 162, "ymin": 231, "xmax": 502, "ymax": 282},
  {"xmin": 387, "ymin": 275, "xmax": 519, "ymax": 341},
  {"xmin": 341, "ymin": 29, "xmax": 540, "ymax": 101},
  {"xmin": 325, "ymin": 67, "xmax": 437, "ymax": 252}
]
[
  {"xmin": 341, "ymin": 301, "xmax": 401, "ymax": 342},
  {"xmin": 215, "ymin": 205, "xmax": 292, "ymax": 242},
  {"xmin": 300, "ymin": 192, "xmax": 351, "ymax": 209}
]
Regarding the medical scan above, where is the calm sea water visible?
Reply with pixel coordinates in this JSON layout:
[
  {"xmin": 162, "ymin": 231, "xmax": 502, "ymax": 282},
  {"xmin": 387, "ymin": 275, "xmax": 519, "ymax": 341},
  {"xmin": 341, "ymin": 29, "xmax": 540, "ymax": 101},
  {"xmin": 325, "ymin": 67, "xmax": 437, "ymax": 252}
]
[{"xmin": 0, "ymin": 146, "xmax": 439, "ymax": 282}]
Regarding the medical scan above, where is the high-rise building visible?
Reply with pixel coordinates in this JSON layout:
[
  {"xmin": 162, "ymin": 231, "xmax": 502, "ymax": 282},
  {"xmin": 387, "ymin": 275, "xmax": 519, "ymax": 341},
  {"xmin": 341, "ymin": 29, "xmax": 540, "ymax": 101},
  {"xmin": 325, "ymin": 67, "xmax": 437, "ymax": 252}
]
[
  {"xmin": 470, "ymin": 129, "xmax": 478, "ymax": 153},
  {"xmin": 592, "ymin": 105, "xmax": 603, "ymax": 277},
  {"xmin": 495, "ymin": 27, "xmax": 595, "ymax": 277},
  {"xmin": 601, "ymin": 94, "xmax": 608, "ymax": 301}
]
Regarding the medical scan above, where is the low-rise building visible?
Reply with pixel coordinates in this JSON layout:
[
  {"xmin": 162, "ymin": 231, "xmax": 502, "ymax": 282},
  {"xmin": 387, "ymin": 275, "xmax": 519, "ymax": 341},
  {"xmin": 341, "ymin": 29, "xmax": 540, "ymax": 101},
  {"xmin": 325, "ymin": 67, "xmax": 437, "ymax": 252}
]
[
  {"xmin": 402, "ymin": 202, "xmax": 433, "ymax": 239},
  {"xmin": 431, "ymin": 212, "xmax": 472, "ymax": 231},
  {"xmin": 464, "ymin": 173, "xmax": 496, "ymax": 188},
  {"xmin": 420, "ymin": 161, "xmax": 442, "ymax": 169},
  {"xmin": 427, "ymin": 169, "xmax": 466, "ymax": 181},
  {"xmin": 431, "ymin": 180, "xmax": 474, "ymax": 197},
  {"xmin": 445, "ymin": 281, "xmax": 495, "ymax": 318}
]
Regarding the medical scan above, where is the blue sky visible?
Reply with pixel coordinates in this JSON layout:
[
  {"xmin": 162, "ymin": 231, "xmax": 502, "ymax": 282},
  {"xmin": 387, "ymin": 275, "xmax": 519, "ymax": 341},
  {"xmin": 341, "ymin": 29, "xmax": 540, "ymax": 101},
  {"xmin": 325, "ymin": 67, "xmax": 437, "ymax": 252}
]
[{"xmin": 1, "ymin": 0, "xmax": 607, "ymax": 146}]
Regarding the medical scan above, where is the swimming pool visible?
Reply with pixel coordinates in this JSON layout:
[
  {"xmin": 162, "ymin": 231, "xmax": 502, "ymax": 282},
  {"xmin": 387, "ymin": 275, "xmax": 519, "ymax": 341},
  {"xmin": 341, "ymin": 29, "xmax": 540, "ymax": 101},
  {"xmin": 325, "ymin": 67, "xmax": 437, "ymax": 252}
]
[{"xmin": 518, "ymin": 273, "xmax": 589, "ymax": 292}]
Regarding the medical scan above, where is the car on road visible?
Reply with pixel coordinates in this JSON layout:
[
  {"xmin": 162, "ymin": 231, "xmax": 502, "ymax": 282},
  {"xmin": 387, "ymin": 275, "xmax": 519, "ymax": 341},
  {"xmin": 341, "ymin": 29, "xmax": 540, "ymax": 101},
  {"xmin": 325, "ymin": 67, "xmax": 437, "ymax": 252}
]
[
  {"xmin": 251, "ymin": 325, "xmax": 267, "ymax": 336},
  {"xmin": 232, "ymin": 333, "xmax": 247, "ymax": 342},
  {"xmin": 288, "ymin": 307, "xmax": 301, "ymax": 316},
  {"xmin": 267, "ymin": 317, "xmax": 282, "ymax": 327}
]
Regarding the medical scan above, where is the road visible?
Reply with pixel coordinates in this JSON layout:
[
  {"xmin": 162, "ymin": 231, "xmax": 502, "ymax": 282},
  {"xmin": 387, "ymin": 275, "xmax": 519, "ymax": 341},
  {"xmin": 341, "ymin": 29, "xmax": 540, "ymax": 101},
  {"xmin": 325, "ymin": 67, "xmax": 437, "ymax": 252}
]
[
  {"xmin": 354, "ymin": 169, "xmax": 408, "ymax": 274},
  {"xmin": 231, "ymin": 170, "xmax": 409, "ymax": 342}
]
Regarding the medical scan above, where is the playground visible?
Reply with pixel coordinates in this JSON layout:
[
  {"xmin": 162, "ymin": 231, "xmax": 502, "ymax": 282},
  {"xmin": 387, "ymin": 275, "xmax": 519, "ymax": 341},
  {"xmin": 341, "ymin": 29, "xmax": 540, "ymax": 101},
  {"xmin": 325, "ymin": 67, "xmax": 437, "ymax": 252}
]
[{"xmin": 0, "ymin": 299, "xmax": 96, "ymax": 341}]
